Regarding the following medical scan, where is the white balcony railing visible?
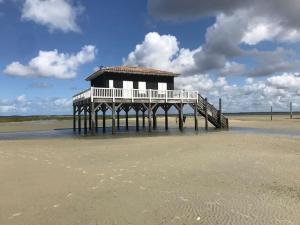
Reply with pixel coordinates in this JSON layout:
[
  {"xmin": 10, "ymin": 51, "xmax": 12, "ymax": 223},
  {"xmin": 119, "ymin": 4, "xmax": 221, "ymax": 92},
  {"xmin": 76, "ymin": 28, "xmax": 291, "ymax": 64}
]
[{"xmin": 73, "ymin": 87, "xmax": 198, "ymax": 103}]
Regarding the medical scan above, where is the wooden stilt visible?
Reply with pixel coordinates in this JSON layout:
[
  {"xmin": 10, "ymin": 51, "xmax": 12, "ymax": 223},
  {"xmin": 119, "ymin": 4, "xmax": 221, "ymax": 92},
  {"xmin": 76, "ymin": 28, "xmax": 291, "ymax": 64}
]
[
  {"xmin": 117, "ymin": 110, "xmax": 120, "ymax": 129},
  {"xmin": 179, "ymin": 103, "xmax": 183, "ymax": 131},
  {"xmin": 135, "ymin": 107, "xmax": 139, "ymax": 131},
  {"xmin": 290, "ymin": 102, "xmax": 293, "ymax": 119},
  {"xmin": 164, "ymin": 105, "xmax": 169, "ymax": 130},
  {"xmin": 78, "ymin": 106, "xmax": 81, "ymax": 134},
  {"xmin": 102, "ymin": 105, "xmax": 106, "ymax": 133},
  {"xmin": 148, "ymin": 103, "xmax": 152, "ymax": 132},
  {"xmin": 112, "ymin": 102, "xmax": 116, "ymax": 134},
  {"xmin": 88, "ymin": 108, "xmax": 91, "ymax": 130},
  {"xmin": 91, "ymin": 103, "xmax": 96, "ymax": 135},
  {"xmin": 153, "ymin": 106, "xmax": 158, "ymax": 130},
  {"xmin": 73, "ymin": 104, "xmax": 76, "ymax": 132},
  {"xmin": 125, "ymin": 107, "xmax": 129, "ymax": 130},
  {"xmin": 271, "ymin": 106, "xmax": 273, "ymax": 121},
  {"xmin": 95, "ymin": 110, "xmax": 98, "ymax": 133},
  {"xmin": 194, "ymin": 104, "xmax": 198, "ymax": 131},
  {"xmin": 218, "ymin": 98, "xmax": 222, "ymax": 126},
  {"xmin": 205, "ymin": 98, "xmax": 208, "ymax": 130},
  {"xmin": 142, "ymin": 109, "xmax": 145, "ymax": 128},
  {"xmin": 84, "ymin": 105, "xmax": 87, "ymax": 135}
]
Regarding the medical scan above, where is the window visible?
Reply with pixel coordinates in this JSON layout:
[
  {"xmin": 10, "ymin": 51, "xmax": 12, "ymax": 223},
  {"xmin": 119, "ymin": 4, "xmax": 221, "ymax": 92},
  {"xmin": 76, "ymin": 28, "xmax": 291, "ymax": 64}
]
[
  {"xmin": 109, "ymin": 80, "xmax": 114, "ymax": 88},
  {"xmin": 138, "ymin": 82, "xmax": 146, "ymax": 94},
  {"xmin": 158, "ymin": 82, "xmax": 167, "ymax": 94}
]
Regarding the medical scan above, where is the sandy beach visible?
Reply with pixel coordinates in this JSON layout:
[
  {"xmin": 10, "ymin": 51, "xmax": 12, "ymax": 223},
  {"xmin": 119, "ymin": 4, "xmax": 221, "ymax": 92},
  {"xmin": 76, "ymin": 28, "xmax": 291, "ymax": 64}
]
[{"xmin": 0, "ymin": 115, "xmax": 299, "ymax": 225}]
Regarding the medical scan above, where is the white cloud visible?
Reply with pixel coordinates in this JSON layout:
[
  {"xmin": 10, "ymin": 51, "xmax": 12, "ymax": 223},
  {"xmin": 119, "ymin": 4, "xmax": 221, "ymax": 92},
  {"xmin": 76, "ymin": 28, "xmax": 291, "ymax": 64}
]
[
  {"xmin": 21, "ymin": 0, "xmax": 83, "ymax": 32},
  {"xmin": 123, "ymin": 32, "xmax": 200, "ymax": 74},
  {"xmin": 4, "ymin": 45, "xmax": 97, "ymax": 79},
  {"xmin": 0, "ymin": 95, "xmax": 73, "ymax": 115}
]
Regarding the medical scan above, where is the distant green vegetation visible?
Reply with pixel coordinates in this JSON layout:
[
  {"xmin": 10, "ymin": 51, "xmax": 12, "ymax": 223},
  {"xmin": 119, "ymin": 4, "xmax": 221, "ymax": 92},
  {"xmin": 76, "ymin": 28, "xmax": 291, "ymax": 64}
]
[{"xmin": 0, "ymin": 116, "xmax": 72, "ymax": 123}]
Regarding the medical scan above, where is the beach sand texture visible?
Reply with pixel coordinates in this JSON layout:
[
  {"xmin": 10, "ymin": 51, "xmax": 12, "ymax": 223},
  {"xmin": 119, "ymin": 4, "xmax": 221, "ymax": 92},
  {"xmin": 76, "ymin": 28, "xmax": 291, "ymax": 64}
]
[{"xmin": 0, "ymin": 116, "xmax": 299, "ymax": 225}]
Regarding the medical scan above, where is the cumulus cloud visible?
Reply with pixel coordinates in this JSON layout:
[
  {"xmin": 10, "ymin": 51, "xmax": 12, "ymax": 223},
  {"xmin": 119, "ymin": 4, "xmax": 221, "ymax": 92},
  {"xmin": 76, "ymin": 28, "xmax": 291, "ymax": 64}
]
[
  {"xmin": 0, "ymin": 95, "xmax": 72, "ymax": 115},
  {"xmin": 4, "ymin": 45, "xmax": 97, "ymax": 79},
  {"xmin": 21, "ymin": 0, "xmax": 83, "ymax": 32},
  {"xmin": 175, "ymin": 73, "xmax": 300, "ymax": 112},
  {"xmin": 123, "ymin": 32, "xmax": 200, "ymax": 74}
]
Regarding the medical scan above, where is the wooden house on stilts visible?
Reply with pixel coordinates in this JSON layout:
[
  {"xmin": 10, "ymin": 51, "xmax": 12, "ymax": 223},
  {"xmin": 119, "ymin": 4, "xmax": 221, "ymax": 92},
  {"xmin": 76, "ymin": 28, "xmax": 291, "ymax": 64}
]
[{"xmin": 72, "ymin": 66, "xmax": 228, "ymax": 135}]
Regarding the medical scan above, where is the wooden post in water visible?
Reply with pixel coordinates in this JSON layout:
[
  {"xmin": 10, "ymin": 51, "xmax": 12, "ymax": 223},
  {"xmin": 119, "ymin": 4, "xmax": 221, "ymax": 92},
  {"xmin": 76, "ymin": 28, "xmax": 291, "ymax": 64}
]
[
  {"xmin": 135, "ymin": 107, "xmax": 139, "ymax": 131},
  {"xmin": 142, "ymin": 109, "xmax": 146, "ymax": 128},
  {"xmin": 153, "ymin": 109, "xmax": 157, "ymax": 130},
  {"xmin": 164, "ymin": 105, "xmax": 169, "ymax": 130},
  {"xmin": 117, "ymin": 109, "xmax": 120, "ymax": 129},
  {"xmin": 194, "ymin": 104, "xmax": 198, "ymax": 131},
  {"xmin": 91, "ymin": 103, "xmax": 96, "ymax": 135},
  {"xmin": 112, "ymin": 102, "xmax": 116, "ymax": 134},
  {"xmin": 102, "ymin": 105, "xmax": 106, "ymax": 133},
  {"xmin": 73, "ymin": 104, "xmax": 76, "ymax": 132},
  {"xmin": 271, "ymin": 106, "xmax": 273, "ymax": 121},
  {"xmin": 205, "ymin": 98, "xmax": 208, "ymax": 130},
  {"xmin": 218, "ymin": 98, "xmax": 222, "ymax": 127},
  {"xmin": 78, "ymin": 106, "xmax": 81, "ymax": 134},
  {"xmin": 84, "ymin": 105, "xmax": 87, "ymax": 135},
  {"xmin": 179, "ymin": 103, "xmax": 183, "ymax": 131},
  {"xmin": 148, "ymin": 103, "xmax": 152, "ymax": 132},
  {"xmin": 290, "ymin": 102, "xmax": 293, "ymax": 119},
  {"xmin": 88, "ymin": 108, "xmax": 91, "ymax": 130},
  {"xmin": 125, "ymin": 107, "xmax": 129, "ymax": 130},
  {"xmin": 95, "ymin": 110, "xmax": 98, "ymax": 133}
]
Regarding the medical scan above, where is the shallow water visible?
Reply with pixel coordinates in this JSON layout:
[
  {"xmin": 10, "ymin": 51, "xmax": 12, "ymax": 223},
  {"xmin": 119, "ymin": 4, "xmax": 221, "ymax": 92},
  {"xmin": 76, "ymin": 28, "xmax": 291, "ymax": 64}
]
[{"xmin": 0, "ymin": 125, "xmax": 299, "ymax": 140}]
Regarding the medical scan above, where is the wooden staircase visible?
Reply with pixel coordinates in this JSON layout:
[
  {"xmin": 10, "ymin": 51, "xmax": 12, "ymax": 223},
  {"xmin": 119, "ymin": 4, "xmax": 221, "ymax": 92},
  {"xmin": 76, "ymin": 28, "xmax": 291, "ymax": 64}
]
[{"xmin": 196, "ymin": 94, "xmax": 229, "ymax": 129}]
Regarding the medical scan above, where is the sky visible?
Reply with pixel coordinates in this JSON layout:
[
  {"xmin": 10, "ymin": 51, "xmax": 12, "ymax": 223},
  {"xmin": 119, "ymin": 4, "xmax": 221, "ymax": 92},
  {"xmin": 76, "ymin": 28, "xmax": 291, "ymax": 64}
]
[{"xmin": 0, "ymin": 0, "xmax": 300, "ymax": 115}]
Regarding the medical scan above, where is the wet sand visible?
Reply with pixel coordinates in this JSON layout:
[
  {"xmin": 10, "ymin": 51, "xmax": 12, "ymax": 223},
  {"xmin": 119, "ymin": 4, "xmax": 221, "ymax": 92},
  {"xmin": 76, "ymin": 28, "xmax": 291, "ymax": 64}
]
[{"xmin": 0, "ymin": 116, "xmax": 299, "ymax": 225}]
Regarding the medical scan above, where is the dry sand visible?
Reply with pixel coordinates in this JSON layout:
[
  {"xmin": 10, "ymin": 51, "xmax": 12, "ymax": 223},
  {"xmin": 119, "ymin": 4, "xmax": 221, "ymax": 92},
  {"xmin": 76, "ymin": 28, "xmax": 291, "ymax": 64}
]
[{"xmin": 0, "ymin": 116, "xmax": 299, "ymax": 225}]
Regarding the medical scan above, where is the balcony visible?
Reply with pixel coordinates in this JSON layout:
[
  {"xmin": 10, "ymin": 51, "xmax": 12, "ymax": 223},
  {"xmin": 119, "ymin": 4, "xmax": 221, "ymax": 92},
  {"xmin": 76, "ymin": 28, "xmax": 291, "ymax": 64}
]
[{"xmin": 73, "ymin": 87, "xmax": 199, "ymax": 103}]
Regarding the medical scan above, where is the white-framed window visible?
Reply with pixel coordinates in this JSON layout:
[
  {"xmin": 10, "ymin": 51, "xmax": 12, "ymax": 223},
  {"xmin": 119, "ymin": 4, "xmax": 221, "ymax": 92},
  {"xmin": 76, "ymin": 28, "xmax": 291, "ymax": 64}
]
[
  {"xmin": 138, "ymin": 81, "xmax": 146, "ymax": 94},
  {"xmin": 123, "ymin": 81, "xmax": 133, "ymax": 98},
  {"xmin": 109, "ymin": 80, "xmax": 114, "ymax": 88},
  {"xmin": 158, "ymin": 82, "xmax": 167, "ymax": 94}
]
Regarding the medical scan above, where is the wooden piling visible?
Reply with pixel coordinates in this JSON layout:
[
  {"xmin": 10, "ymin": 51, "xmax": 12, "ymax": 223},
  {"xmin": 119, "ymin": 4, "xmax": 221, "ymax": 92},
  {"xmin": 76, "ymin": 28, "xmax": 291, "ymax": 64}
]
[
  {"xmin": 125, "ymin": 107, "xmax": 129, "ymax": 130},
  {"xmin": 290, "ymin": 102, "xmax": 293, "ymax": 119},
  {"xmin": 84, "ymin": 105, "xmax": 87, "ymax": 135},
  {"xmin": 271, "ymin": 106, "xmax": 273, "ymax": 121},
  {"xmin": 112, "ymin": 103, "xmax": 116, "ymax": 134},
  {"xmin": 117, "ymin": 109, "xmax": 120, "ymax": 129},
  {"xmin": 88, "ymin": 108, "xmax": 91, "ymax": 130},
  {"xmin": 78, "ymin": 106, "xmax": 81, "ymax": 134},
  {"xmin": 165, "ymin": 106, "xmax": 168, "ymax": 130},
  {"xmin": 205, "ymin": 98, "xmax": 208, "ymax": 130},
  {"xmin": 194, "ymin": 104, "xmax": 198, "ymax": 131},
  {"xmin": 135, "ymin": 107, "xmax": 139, "ymax": 131},
  {"xmin": 148, "ymin": 103, "xmax": 152, "ymax": 132},
  {"xmin": 95, "ymin": 110, "xmax": 98, "ymax": 133},
  {"xmin": 218, "ymin": 98, "xmax": 222, "ymax": 126},
  {"xmin": 142, "ymin": 110, "xmax": 145, "ymax": 128},
  {"xmin": 73, "ymin": 104, "xmax": 76, "ymax": 132},
  {"xmin": 91, "ymin": 103, "xmax": 96, "ymax": 135},
  {"xmin": 102, "ymin": 105, "xmax": 106, "ymax": 133},
  {"xmin": 179, "ymin": 104, "xmax": 183, "ymax": 131}
]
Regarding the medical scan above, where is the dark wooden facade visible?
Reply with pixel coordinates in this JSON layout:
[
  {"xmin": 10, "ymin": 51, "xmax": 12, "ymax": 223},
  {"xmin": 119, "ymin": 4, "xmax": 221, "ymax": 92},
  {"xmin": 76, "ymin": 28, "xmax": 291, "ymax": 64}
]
[{"xmin": 90, "ymin": 72, "xmax": 175, "ymax": 90}]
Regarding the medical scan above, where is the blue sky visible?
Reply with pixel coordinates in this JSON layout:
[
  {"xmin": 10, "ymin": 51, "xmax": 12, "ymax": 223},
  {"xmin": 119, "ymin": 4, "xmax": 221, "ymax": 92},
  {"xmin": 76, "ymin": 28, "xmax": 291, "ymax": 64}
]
[{"xmin": 0, "ymin": 0, "xmax": 300, "ymax": 115}]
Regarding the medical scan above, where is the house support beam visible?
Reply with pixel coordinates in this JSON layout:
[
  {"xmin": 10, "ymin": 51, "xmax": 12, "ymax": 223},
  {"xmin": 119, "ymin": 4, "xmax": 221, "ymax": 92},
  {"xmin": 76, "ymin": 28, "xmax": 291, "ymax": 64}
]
[
  {"xmin": 117, "ymin": 109, "xmax": 120, "ymax": 129},
  {"xmin": 102, "ymin": 104, "xmax": 107, "ymax": 133},
  {"xmin": 194, "ymin": 104, "xmax": 198, "ymax": 131},
  {"xmin": 91, "ymin": 102, "xmax": 96, "ymax": 135},
  {"xmin": 84, "ymin": 105, "xmax": 88, "ymax": 135},
  {"xmin": 142, "ymin": 109, "xmax": 146, "ymax": 128},
  {"xmin": 73, "ymin": 104, "xmax": 76, "ymax": 132},
  {"xmin": 95, "ymin": 110, "xmax": 98, "ymax": 133},
  {"xmin": 78, "ymin": 106, "xmax": 81, "ymax": 134},
  {"xmin": 205, "ymin": 98, "xmax": 208, "ymax": 130},
  {"xmin": 112, "ymin": 102, "xmax": 116, "ymax": 134}
]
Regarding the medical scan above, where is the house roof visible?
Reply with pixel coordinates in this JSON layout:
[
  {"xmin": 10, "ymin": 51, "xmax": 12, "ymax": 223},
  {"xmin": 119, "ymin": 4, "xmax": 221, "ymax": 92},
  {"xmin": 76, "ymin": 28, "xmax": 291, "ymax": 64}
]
[{"xmin": 85, "ymin": 66, "xmax": 180, "ymax": 81}]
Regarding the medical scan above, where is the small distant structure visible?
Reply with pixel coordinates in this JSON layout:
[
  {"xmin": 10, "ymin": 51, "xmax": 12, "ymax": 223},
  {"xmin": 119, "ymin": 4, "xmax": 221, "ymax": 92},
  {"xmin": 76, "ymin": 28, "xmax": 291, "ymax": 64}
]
[{"xmin": 72, "ymin": 66, "xmax": 228, "ymax": 135}]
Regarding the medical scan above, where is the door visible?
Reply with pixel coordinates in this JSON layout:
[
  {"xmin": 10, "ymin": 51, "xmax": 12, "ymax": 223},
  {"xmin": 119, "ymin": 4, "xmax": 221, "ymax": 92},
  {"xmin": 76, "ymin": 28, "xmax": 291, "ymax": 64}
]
[
  {"xmin": 123, "ymin": 81, "xmax": 133, "ymax": 98},
  {"xmin": 158, "ymin": 82, "xmax": 167, "ymax": 95},
  {"xmin": 109, "ymin": 80, "xmax": 114, "ymax": 88},
  {"xmin": 138, "ymin": 81, "xmax": 146, "ymax": 95}
]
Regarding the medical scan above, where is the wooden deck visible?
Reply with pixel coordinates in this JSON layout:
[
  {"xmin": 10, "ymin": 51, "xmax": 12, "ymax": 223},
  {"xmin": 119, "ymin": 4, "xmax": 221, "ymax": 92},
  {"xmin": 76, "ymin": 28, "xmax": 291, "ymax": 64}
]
[{"xmin": 72, "ymin": 87, "xmax": 228, "ymax": 135}]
